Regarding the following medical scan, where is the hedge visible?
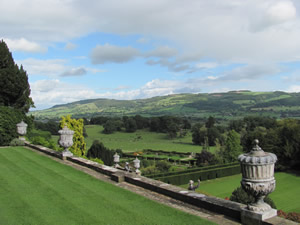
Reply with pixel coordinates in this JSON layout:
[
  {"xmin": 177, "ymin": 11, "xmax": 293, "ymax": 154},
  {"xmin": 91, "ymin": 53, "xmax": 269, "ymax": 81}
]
[
  {"xmin": 156, "ymin": 164, "xmax": 241, "ymax": 185},
  {"xmin": 146, "ymin": 162, "xmax": 239, "ymax": 179}
]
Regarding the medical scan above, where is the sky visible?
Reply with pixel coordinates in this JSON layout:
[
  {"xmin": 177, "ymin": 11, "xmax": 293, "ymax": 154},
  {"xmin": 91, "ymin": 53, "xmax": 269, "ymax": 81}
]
[{"xmin": 2, "ymin": 0, "xmax": 300, "ymax": 110}]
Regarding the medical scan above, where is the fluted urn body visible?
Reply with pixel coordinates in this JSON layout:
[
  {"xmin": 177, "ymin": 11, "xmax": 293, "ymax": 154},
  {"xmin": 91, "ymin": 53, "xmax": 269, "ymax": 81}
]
[
  {"xmin": 58, "ymin": 125, "xmax": 74, "ymax": 157},
  {"xmin": 238, "ymin": 140, "xmax": 277, "ymax": 212}
]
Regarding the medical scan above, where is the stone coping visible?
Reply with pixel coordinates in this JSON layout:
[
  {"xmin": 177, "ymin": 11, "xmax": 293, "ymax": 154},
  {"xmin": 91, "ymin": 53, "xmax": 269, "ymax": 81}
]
[{"xmin": 24, "ymin": 142, "xmax": 297, "ymax": 225}]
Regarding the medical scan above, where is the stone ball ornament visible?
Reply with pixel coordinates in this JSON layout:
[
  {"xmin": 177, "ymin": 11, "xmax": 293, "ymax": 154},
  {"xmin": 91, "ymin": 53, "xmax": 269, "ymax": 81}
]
[{"xmin": 238, "ymin": 139, "xmax": 277, "ymax": 212}]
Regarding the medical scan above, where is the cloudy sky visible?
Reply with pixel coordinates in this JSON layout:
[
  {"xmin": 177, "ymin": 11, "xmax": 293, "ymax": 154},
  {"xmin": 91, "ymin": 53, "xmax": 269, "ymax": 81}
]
[{"xmin": 2, "ymin": 0, "xmax": 300, "ymax": 110}]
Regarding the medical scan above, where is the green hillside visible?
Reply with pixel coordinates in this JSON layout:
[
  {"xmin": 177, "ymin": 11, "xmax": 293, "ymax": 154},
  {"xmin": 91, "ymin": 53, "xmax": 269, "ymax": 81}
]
[{"xmin": 30, "ymin": 91, "xmax": 300, "ymax": 120}]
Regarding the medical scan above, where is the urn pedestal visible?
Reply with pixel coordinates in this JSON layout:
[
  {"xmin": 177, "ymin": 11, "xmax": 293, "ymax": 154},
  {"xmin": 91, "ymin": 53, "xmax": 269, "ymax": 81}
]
[
  {"xmin": 238, "ymin": 140, "xmax": 277, "ymax": 224},
  {"xmin": 58, "ymin": 125, "xmax": 74, "ymax": 159}
]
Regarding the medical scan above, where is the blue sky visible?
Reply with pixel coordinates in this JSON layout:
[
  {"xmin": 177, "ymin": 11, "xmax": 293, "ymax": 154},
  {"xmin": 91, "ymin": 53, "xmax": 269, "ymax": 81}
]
[{"xmin": 2, "ymin": 0, "xmax": 300, "ymax": 110}]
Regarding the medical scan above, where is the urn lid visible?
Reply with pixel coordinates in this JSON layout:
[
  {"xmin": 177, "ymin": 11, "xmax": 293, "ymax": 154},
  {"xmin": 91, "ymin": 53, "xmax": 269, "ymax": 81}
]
[
  {"xmin": 17, "ymin": 120, "xmax": 28, "ymax": 127},
  {"xmin": 58, "ymin": 125, "xmax": 74, "ymax": 135},
  {"xmin": 238, "ymin": 139, "xmax": 277, "ymax": 164}
]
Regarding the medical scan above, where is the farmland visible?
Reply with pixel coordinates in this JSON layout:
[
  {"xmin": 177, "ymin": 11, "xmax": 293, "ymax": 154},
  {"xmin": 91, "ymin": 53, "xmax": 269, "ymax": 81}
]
[
  {"xmin": 31, "ymin": 91, "xmax": 300, "ymax": 120},
  {"xmin": 54, "ymin": 124, "xmax": 217, "ymax": 153}
]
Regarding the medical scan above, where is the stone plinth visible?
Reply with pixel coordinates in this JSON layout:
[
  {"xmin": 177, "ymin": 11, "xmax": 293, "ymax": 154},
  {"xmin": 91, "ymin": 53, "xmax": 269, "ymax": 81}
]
[{"xmin": 241, "ymin": 207, "xmax": 277, "ymax": 225}]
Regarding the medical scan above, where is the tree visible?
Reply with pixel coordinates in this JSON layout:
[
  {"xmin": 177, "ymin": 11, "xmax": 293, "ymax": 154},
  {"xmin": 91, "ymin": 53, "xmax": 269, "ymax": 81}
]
[
  {"xmin": 0, "ymin": 106, "xmax": 32, "ymax": 146},
  {"xmin": 103, "ymin": 120, "xmax": 117, "ymax": 134},
  {"xmin": 60, "ymin": 115, "xmax": 86, "ymax": 156},
  {"xmin": 192, "ymin": 123, "xmax": 207, "ymax": 145},
  {"xmin": 222, "ymin": 130, "xmax": 243, "ymax": 163},
  {"xmin": 0, "ymin": 40, "xmax": 34, "ymax": 113},
  {"xmin": 195, "ymin": 150, "xmax": 218, "ymax": 166},
  {"xmin": 205, "ymin": 116, "xmax": 216, "ymax": 128},
  {"xmin": 124, "ymin": 118, "xmax": 137, "ymax": 133},
  {"xmin": 166, "ymin": 121, "xmax": 179, "ymax": 139},
  {"xmin": 87, "ymin": 140, "xmax": 122, "ymax": 166}
]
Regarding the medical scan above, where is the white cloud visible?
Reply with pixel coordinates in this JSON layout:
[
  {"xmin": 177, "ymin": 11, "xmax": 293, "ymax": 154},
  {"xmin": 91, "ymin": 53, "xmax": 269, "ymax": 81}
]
[
  {"xmin": 220, "ymin": 64, "xmax": 281, "ymax": 81},
  {"xmin": 64, "ymin": 42, "xmax": 77, "ymax": 50},
  {"xmin": 250, "ymin": 1, "xmax": 297, "ymax": 32},
  {"xmin": 286, "ymin": 85, "xmax": 300, "ymax": 92},
  {"xmin": 3, "ymin": 38, "xmax": 46, "ymax": 53},
  {"xmin": 60, "ymin": 67, "xmax": 87, "ymax": 77},
  {"xmin": 145, "ymin": 46, "xmax": 178, "ymax": 58},
  {"xmin": 30, "ymin": 79, "xmax": 104, "ymax": 109},
  {"xmin": 196, "ymin": 62, "xmax": 220, "ymax": 69},
  {"xmin": 17, "ymin": 58, "xmax": 104, "ymax": 77},
  {"xmin": 17, "ymin": 58, "xmax": 67, "ymax": 77},
  {"xmin": 90, "ymin": 44, "xmax": 140, "ymax": 64},
  {"xmin": 3, "ymin": 0, "xmax": 300, "ymax": 64}
]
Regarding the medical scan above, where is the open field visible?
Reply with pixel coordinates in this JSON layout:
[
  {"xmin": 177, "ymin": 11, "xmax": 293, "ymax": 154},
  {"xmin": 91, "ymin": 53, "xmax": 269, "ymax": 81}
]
[
  {"xmin": 0, "ymin": 147, "xmax": 214, "ymax": 225},
  {"xmin": 80, "ymin": 125, "xmax": 217, "ymax": 153},
  {"xmin": 179, "ymin": 173, "xmax": 300, "ymax": 213}
]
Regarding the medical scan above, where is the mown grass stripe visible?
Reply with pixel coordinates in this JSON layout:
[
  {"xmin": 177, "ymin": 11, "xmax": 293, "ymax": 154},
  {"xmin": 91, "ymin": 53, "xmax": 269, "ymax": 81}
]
[{"xmin": 0, "ymin": 147, "xmax": 215, "ymax": 225}]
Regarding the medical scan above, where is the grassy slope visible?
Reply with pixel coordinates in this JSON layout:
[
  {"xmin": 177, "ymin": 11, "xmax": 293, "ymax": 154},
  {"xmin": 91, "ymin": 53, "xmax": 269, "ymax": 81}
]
[
  {"xmin": 0, "ymin": 147, "xmax": 215, "ymax": 225},
  {"xmin": 179, "ymin": 173, "xmax": 300, "ymax": 213},
  {"xmin": 30, "ymin": 91, "xmax": 300, "ymax": 120},
  {"xmin": 82, "ymin": 125, "xmax": 217, "ymax": 153}
]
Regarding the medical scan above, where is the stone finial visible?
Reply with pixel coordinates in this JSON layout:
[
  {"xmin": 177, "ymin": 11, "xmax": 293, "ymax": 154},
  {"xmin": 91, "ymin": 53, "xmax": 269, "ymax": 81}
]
[{"xmin": 252, "ymin": 139, "xmax": 262, "ymax": 152}]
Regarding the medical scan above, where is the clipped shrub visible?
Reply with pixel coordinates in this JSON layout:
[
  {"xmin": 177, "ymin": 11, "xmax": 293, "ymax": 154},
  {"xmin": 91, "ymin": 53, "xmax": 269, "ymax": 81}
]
[
  {"xmin": 30, "ymin": 136, "xmax": 59, "ymax": 150},
  {"xmin": 156, "ymin": 160, "xmax": 172, "ymax": 173},
  {"xmin": 141, "ymin": 165, "xmax": 157, "ymax": 176},
  {"xmin": 9, "ymin": 138, "xmax": 25, "ymax": 146},
  {"xmin": 157, "ymin": 164, "xmax": 241, "ymax": 185},
  {"xmin": 0, "ymin": 106, "xmax": 30, "ymax": 146},
  {"xmin": 87, "ymin": 140, "xmax": 122, "ymax": 166}
]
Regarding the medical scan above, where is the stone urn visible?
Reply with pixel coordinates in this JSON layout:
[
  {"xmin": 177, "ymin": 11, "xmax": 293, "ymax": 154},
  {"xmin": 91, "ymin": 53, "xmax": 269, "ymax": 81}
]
[
  {"xmin": 238, "ymin": 139, "xmax": 277, "ymax": 212},
  {"xmin": 17, "ymin": 120, "xmax": 27, "ymax": 141},
  {"xmin": 58, "ymin": 125, "xmax": 74, "ymax": 157},
  {"xmin": 133, "ymin": 157, "xmax": 141, "ymax": 175},
  {"xmin": 113, "ymin": 152, "xmax": 120, "ymax": 168}
]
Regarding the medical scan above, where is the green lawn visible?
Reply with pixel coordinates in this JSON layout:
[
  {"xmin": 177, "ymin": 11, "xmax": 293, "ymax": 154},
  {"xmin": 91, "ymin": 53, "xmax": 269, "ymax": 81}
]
[
  {"xmin": 78, "ymin": 125, "xmax": 217, "ymax": 153},
  {"xmin": 179, "ymin": 173, "xmax": 300, "ymax": 213},
  {"xmin": 0, "ymin": 147, "xmax": 215, "ymax": 225}
]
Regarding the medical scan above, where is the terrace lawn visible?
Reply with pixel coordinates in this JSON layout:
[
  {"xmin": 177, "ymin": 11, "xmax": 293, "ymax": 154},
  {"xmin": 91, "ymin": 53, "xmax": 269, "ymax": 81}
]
[
  {"xmin": 179, "ymin": 173, "xmax": 300, "ymax": 213},
  {"xmin": 79, "ymin": 125, "xmax": 217, "ymax": 153},
  {"xmin": 0, "ymin": 147, "xmax": 215, "ymax": 225}
]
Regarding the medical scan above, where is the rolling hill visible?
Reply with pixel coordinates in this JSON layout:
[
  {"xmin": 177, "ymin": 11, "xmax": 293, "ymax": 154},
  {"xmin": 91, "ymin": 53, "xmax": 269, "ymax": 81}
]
[{"xmin": 30, "ymin": 91, "xmax": 300, "ymax": 120}]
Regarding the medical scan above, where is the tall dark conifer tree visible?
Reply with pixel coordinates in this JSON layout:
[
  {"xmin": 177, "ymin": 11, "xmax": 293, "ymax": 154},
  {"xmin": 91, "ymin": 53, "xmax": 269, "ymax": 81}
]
[{"xmin": 0, "ymin": 40, "xmax": 34, "ymax": 113}]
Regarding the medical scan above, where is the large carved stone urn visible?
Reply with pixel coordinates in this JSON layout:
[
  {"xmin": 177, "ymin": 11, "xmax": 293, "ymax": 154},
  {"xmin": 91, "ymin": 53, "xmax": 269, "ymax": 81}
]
[
  {"xmin": 238, "ymin": 139, "xmax": 277, "ymax": 212},
  {"xmin": 58, "ymin": 125, "xmax": 74, "ymax": 158},
  {"xmin": 113, "ymin": 152, "xmax": 120, "ymax": 168},
  {"xmin": 133, "ymin": 157, "xmax": 141, "ymax": 175},
  {"xmin": 17, "ymin": 120, "xmax": 27, "ymax": 141}
]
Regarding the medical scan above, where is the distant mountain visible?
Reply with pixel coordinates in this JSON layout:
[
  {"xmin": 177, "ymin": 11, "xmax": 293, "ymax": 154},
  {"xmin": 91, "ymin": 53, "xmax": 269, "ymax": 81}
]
[{"xmin": 30, "ymin": 91, "xmax": 300, "ymax": 120}]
